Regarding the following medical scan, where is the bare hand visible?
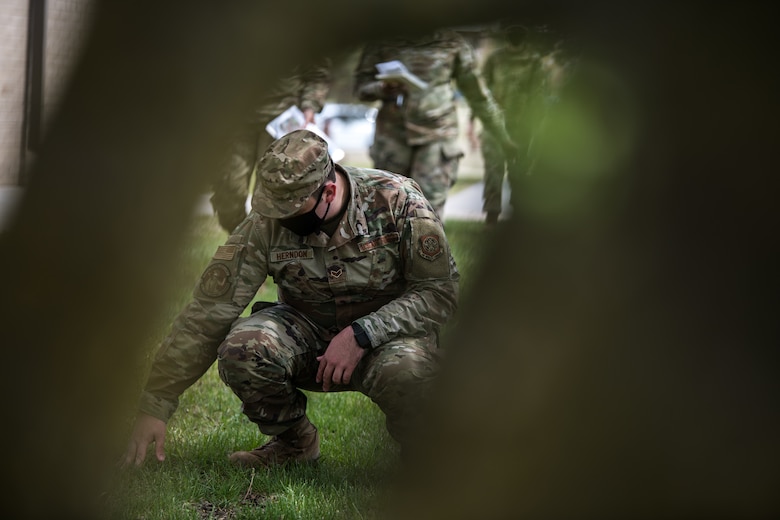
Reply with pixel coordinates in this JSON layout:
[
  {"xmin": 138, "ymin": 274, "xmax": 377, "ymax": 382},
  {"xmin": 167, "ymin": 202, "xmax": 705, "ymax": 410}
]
[
  {"xmin": 121, "ymin": 413, "xmax": 167, "ymax": 468},
  {"xmin": 501, "ymin": 135, "xmax": 520, "ymax": 158},
  {"xmin": 316, "ymin": 327, "xmax": 366, "ymax": 392},
  {"xmin": 302, "ymin": 108, "xmax": 316, "ymax": 126},
  {"xmin": 381, "ymin": 80, "xmax": 407, "ymax": 99}
]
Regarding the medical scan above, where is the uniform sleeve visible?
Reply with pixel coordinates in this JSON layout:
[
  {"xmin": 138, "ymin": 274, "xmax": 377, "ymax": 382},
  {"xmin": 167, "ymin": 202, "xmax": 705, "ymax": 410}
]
[
  {"xmin": 452, "ymin": 34, "xmax": 512, "ymax": 145},
  {"xmin": 299, "ymin": 58, "xmax": 331, "ymax": 114},
  {"xmin": 353, "ymin": 188, "xmax": 459, "ymax": 347},
  {"xmin": 353, "ymin": 44, "xmax": 388, "ymax": 102},
  {"xmin": 138, "ymin": 215, "xmax": 269, "ymax": 422},
  {"xmin": 482, "ymin": 49, "xmax": 497, "ymax": 92}
]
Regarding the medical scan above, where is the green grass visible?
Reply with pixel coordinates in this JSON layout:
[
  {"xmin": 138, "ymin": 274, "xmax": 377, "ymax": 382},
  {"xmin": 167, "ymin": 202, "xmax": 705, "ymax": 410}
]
[{"xmin": 103, "ymin": 205, "xmax": 486, "ymax": 520}]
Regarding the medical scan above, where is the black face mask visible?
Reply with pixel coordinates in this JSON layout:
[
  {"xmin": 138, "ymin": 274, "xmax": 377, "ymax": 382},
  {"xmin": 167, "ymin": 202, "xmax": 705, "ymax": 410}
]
[{"xmin": 279, "ymin": 186, "xmax": 331, "ymax": 236}]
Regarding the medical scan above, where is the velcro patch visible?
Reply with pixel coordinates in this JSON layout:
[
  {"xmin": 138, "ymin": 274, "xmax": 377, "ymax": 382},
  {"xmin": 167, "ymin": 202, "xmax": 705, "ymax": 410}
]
[
  {"xmin": 214, "ymin": 245, "xmax": 237, "ymax": 261},
  {"xmin": 358, "ymin": 232, "xmax": 400, "ymax": 252}
]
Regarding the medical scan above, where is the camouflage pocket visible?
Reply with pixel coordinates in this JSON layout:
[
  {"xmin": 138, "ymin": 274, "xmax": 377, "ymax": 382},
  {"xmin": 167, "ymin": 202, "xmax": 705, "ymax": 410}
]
[{"xmin": 416, "ymin": 84, "xmax": 454, "ymax": 119}]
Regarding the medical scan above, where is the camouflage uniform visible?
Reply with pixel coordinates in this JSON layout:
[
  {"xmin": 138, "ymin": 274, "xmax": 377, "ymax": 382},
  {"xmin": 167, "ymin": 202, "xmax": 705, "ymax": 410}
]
[
  {"xmin": 354, "ymin": 29, "xmax": 512, "ymax": 218},
  {"xmin": 210, "ymin": 62, "xmax": 330, "ymax": 233},
  {"xmin": 139, "ymin": 132, "xmax": 459, "ymax": 445},
  {"xmin": 477, "ymin": 29, "xmax": 544, "ymax": 218}
]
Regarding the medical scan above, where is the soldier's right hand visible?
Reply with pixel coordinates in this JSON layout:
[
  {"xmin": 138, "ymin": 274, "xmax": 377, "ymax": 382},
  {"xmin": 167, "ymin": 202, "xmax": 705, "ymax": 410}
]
[
  {"xmin": 381, "ymin": 80, "xmax": 407, "ymax": 99},
  {"xmin": 121, "ymin": 413, "xmax": 167, "ymax": 468},
  {"xmin": 500, "ymin": 135, "xmax": 520, "ymax": 159}
]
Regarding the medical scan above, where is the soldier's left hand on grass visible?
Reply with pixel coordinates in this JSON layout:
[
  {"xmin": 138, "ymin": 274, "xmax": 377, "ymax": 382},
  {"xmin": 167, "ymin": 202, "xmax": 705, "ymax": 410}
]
[
  {"xmin": 121, "ymin": 413, "xmax": 167, "ymax": 468},
  {"xmin": 316, "ymin": 326, "xmax": 367, "ymax": 392}
]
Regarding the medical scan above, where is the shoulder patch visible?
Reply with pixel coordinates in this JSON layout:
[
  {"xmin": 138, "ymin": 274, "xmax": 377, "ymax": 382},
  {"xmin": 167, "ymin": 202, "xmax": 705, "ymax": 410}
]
[
  {"xmin": 418, "ymin": 234, "xmax": 443, "ymax": 261},
  {"xmin": 408, "ymin": 217, "xmax": 451, "ymax": 281},
  {"xmin": 199, "ymin": 264, "xmax": 232, "ymax": 298}
]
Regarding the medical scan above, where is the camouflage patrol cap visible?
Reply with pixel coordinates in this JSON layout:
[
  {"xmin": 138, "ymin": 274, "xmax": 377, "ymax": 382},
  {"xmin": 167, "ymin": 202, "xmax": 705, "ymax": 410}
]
[{"xmin": 252, "ymin": 129, "xmax": 334, "ymax": 218}]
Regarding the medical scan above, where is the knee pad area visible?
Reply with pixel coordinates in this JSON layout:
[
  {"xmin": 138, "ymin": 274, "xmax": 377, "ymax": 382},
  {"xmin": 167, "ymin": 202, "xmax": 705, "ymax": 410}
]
[
  {"xmin": 217, "ymin": 331, "xmax": 289, "ymax": 389},
  {"xmin": 365, "ymin": 346, "xmax": 438, "ymax": 401}
]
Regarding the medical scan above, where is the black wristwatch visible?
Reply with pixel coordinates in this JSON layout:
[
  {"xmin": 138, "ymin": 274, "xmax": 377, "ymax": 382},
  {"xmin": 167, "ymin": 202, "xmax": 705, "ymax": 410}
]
[{"xmin": 351, "ymin": 322, "xmax": 372, "ymax": 349}]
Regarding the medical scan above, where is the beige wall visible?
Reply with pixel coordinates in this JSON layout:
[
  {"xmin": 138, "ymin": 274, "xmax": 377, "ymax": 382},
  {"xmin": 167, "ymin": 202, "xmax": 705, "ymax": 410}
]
[
  {"xmin": 0, "ymin": 0, "xmax": 29, "ymax": 184},
  {"xmin": 43, "ymin": 0, "xmax": 94, "ymax": 128},
  {"xmin": 0, "ymin": 0, "xmax": 93, "ymax": 185}
]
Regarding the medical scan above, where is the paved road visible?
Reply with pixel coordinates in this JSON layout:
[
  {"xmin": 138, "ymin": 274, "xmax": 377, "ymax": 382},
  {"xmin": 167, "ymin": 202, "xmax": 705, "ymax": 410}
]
[{"xmin": 443, "ymin": 179, "xmax": 512, "ymax": 222}]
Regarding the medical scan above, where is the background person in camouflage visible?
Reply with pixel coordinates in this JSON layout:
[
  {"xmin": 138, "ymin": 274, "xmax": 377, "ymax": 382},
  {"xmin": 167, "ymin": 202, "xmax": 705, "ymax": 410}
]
[
  {"xmin": 210, "ymin": 61, "xmax": 331, "ymax": 233},
  {"xmin": 467, "ymin": 24, "xmax": 544, "ymax": 225},
  {"xmin": 122, "ymin": 129, "xmax": 459, "ymax": 468},
  {"xmin": 353, "ymin": 27, "xmax": 517, "ymax": 219}
]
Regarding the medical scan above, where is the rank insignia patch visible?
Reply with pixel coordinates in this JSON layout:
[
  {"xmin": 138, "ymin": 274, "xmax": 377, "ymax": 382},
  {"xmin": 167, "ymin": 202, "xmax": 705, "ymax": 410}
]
[{"xmin": 419, "ymin": 234, "xmax": 443, "ymax": 261}]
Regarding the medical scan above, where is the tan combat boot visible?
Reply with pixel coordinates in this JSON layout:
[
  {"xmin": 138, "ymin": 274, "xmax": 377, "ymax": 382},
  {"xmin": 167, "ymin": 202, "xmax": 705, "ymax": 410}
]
[{"xmin": 229, "ymin": 416, "xmax": 320, "ymax": 468}]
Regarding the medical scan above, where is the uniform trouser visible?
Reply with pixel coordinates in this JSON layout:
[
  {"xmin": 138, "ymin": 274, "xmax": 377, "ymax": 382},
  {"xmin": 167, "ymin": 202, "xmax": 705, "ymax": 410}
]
[
  {"xmin": 216, "ymin": 303, "xmax": 440, "ymax": 445},
  {"xmin": 210, "ymin": 126, "xmax": 273, "ymax": 233},
  {"xmin": 479, "ymin": 131, "xmax": 507, "ymax": 216},
  {"xmin": 370, "ymin": 136, "xmax": 462, "ymax": 219},
  {"xmin": 479, "ymin": 125, "xmax": 535, "ymax": 216}
]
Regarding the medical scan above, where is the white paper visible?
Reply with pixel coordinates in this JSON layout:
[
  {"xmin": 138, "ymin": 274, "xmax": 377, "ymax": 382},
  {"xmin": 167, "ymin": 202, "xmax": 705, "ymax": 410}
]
[{"xmin": 375, "ymin": 60, "xmax": 428, "ymax": 90}]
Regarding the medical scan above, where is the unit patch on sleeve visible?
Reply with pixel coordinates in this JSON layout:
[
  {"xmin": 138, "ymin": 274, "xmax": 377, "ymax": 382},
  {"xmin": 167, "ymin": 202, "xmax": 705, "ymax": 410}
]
[
  {"xmin": 199, "ymin": 263, "xmax": 232, "ymax": 298},
  {"xmin": 408, "ymin": 218, "xmax": 451, "ymax": 280},
  {"xmin": 418, "ymin": 234, "xmax": 443, "ymax": 261}
]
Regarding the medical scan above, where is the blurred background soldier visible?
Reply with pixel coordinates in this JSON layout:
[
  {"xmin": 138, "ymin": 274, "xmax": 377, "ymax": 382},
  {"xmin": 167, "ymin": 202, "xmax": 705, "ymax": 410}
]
[
  {"xmin": 210, "ymin": 60, "xmax": 331, "ymax": 233},
  {"xmin": 468, "ymin": 24, "xmax": 544, "ymax": 225},
  {"xmin": 353, "ymin": 28, "xmax": 516, "ymax": 219}
]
